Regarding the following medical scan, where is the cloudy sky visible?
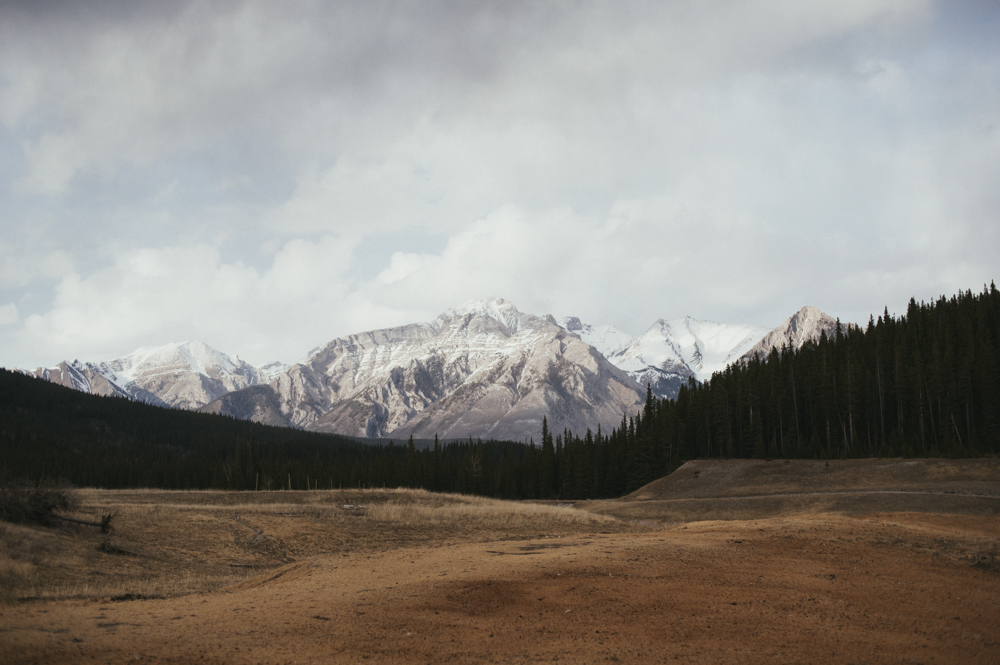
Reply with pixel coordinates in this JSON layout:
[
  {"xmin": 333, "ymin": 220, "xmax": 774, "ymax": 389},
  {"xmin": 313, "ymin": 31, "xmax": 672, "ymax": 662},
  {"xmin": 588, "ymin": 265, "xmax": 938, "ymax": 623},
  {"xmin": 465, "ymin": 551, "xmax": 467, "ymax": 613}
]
[{"xmin": 1, "ymin": 0, "xmax": 998, "ymax": 369}]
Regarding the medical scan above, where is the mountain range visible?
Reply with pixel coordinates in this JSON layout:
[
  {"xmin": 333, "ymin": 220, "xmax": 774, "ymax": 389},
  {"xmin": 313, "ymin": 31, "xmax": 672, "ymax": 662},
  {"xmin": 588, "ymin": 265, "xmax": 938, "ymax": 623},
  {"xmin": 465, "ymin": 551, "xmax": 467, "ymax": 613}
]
[{"xmin": 20, "ymin": 299, "xmax": 839, "ymax": 441}]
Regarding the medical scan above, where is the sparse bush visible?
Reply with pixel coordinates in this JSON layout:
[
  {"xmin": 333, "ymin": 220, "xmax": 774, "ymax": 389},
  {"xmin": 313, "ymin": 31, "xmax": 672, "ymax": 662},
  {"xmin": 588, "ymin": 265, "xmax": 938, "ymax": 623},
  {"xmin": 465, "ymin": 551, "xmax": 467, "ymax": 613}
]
[{"xmin": 0, "ymin": 479, "xmax": 78, "ymax": 527}]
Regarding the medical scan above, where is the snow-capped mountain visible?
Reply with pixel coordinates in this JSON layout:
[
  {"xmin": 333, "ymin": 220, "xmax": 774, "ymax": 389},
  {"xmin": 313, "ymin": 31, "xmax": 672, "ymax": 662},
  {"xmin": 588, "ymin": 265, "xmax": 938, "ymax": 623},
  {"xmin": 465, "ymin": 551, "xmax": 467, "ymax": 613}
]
[
  {"xmin": 559, "ymin": 317, "xmax": 634, "ymax": 359},
  {"xmin": 558, "ymin": 316, "xmax": 770, "ymax": 399},
  {"xmin": 29, "ymin": 341, "xmax": 270, "ymax": 410},
  {"xmin": 739, "ymin": 306, "xmax": 840, "ymax": 362},
  {"xmin": 204, "ymin": 298, "xmax": 644, "ymax": 441},
  {"xmin": 22, "ymin": 299, "xmax": 842, "ymax": 440}
]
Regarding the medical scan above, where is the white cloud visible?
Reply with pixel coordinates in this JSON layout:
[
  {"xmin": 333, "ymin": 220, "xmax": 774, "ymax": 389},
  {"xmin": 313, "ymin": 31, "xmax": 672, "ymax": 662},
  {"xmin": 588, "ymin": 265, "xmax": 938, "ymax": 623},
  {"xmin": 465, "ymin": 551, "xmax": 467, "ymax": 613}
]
[
  {"xmin": 0, "ymin": 0, "xmax": 935, "ymax": 194},
  {"xmin": 13, "ymin": 236, "xmax": 358, "ymax": 366},
  {"xmin": 18, "ymin": 133, "xmax": 88, "ymax": 194},
  {"xmin": 269, "ymin": 156, "xmax": 443, "ymax": 235},
  {"xmin": 375, "ymin": 252, "xmax": 429, "ymax": 285},
  {"xmin": 348, "ymin": 201, "xmax": 786, "ymax": 333},
  {"xmin": 0, "ymin": 241, "xmax": 76, "ymax": 289},
  {"xmin": 38, "ymin": 250, "xmax": 76, "ymax": 279},
  {"xmin": 0, "ymin": 304, "xmax": 18, "ymax": 326},
  {"xmin": 0, "ymin": 0, "xmax": 998, "ymax": 370}
]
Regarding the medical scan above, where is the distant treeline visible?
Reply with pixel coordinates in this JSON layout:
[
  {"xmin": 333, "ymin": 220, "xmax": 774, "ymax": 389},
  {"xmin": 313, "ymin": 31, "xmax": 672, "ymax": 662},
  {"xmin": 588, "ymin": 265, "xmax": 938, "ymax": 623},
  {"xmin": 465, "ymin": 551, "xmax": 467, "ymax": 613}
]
[
  {"xmin": 563, "ymin": 282, "xmax": 1000, "ymax": 496},
  {"xmin": 0, "ymin": 368, "xmax": 540, "ymax": 497},
  {"xmin": 2, "ymin": 284, "xmax": 997, "ymax": 500}
]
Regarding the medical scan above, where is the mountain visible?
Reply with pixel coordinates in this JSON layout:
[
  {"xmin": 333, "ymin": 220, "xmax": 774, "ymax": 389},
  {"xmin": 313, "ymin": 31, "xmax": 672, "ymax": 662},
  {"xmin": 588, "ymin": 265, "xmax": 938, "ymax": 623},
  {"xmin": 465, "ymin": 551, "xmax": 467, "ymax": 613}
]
[
  {"xmin": 559, "ymin": 316, "xmax": 769, "ymax": 399},
  {"xmin": 739, "ymin": 306, "xmax": 840, "ymax": 362},
  {"xmin": 559, "ymin": 317, "xmax": 634, "ymax": 359},
  {"xmin": 199, "ymin": 384, "xmax": 293, "ymax": 428},
  {"xmin": 20, "ymin": 300, "xmax": 839, "ymax": 440},
  {"xmin": 206, "ymin": 298, "xmax": 645, "ymax": 441},
  {"xmin": 29, "ymin": 341, "xmax": 269, "ymax": 410}
]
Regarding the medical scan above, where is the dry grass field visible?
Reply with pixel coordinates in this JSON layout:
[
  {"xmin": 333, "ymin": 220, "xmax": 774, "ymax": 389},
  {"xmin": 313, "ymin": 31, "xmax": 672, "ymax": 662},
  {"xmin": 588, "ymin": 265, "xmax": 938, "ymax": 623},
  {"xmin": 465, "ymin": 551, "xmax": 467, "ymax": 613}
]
[
  {"xmin": 1, "ymin": 458, "xmax": 998, "ymax": 664},
  {"xmin": 0, "ymin": 488, "xmax": 635, "ymax": 604}
]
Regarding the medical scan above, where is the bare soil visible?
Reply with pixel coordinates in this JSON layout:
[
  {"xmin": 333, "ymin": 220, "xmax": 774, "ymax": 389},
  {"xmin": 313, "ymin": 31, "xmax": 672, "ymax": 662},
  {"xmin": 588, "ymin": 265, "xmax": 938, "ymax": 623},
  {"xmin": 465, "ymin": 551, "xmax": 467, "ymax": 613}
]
[
  {"xmin": 628, "ymin": 458, "xmax": 1000, "ymax": 501},
  {"xmin": 1, "ymin": 459, "xmax": 998, "ymax": 664},
  {"xmin": 579, "ymin": 458, "xmax": 1000, "ymax": 523}
]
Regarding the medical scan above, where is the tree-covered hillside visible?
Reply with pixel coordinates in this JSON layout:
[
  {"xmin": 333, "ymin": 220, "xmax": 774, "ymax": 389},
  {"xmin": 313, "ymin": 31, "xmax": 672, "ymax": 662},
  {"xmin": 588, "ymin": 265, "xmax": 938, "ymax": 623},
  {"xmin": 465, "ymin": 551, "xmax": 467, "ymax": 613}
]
[
  {"xmin": 551, "ymin": 283, "xmax": 1000, "ymax": 497},
  {"xmin": 3, "ymin": 283, "xmax": 996, "ymax": 500},
  {"xmin": 0, "ymin": 368, "xmax": 533, "ymax": 496}
]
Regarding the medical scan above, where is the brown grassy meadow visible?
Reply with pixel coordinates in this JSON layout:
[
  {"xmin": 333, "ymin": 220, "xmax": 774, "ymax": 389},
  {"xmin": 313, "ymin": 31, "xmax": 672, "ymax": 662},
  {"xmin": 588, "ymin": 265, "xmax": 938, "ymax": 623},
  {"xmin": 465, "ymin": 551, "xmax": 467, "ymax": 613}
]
[
  {"xmin": 0, "ymin": 488, "xmax": 635, "ymax": 603},
  {"xmin": 1, "ymin": 458, "xmax": 998, "ymax": 664}
]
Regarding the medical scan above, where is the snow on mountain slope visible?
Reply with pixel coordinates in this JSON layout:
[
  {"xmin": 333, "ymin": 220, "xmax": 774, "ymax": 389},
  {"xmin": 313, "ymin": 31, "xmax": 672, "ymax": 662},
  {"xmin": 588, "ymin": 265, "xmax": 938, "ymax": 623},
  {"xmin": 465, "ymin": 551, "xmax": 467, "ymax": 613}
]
[
  {"xmin": 625, "ymin": 317, "xmax": 770, "ymax": 382},
  {"xmin": 558, "ymin": 315, "xmax": 769, "ymax": 399},
  {"xmin": 258, "ymin": 360, "xmax": 291, "ymax": 379},
  {"xmin": 209, "ymin": 298, "xmax": 645, "ymax": 441},
  {"xmin": 25, "ymin": 300, "xmax": 840, "ymax": 439},
  {"xmin": 739, "ymin": 306, "xmax": 841, "ymax": 362},
  {"xmin": 559, "ymin": 317, "xmax": 634, "ymax": 359},
  {"xmin": 30, "ymin": 341, "xmax": 269, "ymax": 410},
  {"xmin": 31, "ymin": 360, "xmax": 146, "ymax": 401}
]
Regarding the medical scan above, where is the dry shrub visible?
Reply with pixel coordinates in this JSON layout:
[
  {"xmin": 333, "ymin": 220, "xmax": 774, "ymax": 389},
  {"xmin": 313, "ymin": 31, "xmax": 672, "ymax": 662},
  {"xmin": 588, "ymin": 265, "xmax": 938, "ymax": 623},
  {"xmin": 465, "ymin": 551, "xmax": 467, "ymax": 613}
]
[{"xmin": 0, "ymin": 480, "xmax": 77, "ymax": 526}]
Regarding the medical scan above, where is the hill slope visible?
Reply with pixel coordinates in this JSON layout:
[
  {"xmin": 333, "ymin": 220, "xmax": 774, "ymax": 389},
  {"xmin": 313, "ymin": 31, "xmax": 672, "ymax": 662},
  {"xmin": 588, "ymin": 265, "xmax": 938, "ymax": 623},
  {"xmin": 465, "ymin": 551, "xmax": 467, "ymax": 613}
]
[{"xmin": 581, "ymin": 458, "xmax": 1000, "ymax": 522}]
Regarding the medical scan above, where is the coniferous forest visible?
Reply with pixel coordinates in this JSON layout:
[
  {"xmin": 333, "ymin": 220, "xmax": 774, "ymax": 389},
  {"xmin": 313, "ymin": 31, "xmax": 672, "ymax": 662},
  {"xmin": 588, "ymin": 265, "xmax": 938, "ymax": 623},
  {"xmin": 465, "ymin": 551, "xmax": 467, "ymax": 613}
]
[{"xmin": 2, "ymin": 284, "xmax": 997, "ymax": 500}]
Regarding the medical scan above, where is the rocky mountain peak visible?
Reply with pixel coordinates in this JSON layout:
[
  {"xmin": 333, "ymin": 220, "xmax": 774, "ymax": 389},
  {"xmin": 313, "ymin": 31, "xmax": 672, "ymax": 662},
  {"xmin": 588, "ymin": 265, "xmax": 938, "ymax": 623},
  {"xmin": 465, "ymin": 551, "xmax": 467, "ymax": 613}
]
[
  {"xmin": 205, "ymin": 297, "xmax": 644, "ymax": 440},
  {"xmin": 29, "ymin": 339, "xmax": 268, "ymax": 410},
  {"xmin": 23, "ymin": 299, "xmax": 846, "ymax": 440},
  {"xmin": 740, "ymin": 306, "xmax": 840, "ymax": 362},
  {"xmin": 433, "ymin": 297, "xmax": 527, "ymax": 336},
  {"xmin": 116, "ymin": 340, "xmax": 237, "ymax": 379}
]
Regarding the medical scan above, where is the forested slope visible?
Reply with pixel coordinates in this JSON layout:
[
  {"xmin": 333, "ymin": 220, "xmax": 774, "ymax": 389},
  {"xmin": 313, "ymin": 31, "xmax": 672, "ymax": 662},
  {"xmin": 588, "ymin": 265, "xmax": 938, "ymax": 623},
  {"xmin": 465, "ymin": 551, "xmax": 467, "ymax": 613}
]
[
  {"xmin": 3, "ymin": 283, "xmax": 997, "ymax": 501},
  {"xmin": 0, "ymin": 368, "xmax": 565, "ymax": 497},
  {"xmin": 554, "ymin": 283, "xmax": 1000, "ymax": 496}
]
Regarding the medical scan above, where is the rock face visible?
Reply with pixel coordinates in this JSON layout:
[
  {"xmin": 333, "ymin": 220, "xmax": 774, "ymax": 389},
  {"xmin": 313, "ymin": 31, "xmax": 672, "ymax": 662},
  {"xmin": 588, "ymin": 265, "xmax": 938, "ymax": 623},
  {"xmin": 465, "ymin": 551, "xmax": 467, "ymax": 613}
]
[
  {"xmin": 23, "ymin": 300, "xmax": 843, "ymax": 441},
  {"xmin": 739, "ymin": 306, "xmax": 840, "ymax": 362},
  {"xmin": 199, "ymin": 385, "xmax": 292, "ymax": 428},
  {"xmin": 29, "ymin": 341, "xmax": 268, "ymax": 410},
  {"xmin": 561, "ymin": 316, "xmax": 769, "ymax": 399},
  {"xmin": 208, "ymin": 299, "xmax": 645, "ymax": 441}
]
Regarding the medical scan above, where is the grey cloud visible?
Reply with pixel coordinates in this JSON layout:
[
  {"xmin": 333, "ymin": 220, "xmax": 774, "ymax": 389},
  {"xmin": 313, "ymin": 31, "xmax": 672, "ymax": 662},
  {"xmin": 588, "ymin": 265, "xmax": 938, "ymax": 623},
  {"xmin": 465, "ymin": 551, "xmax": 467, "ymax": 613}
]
[{"xmin": 0, "ymin": 0, "xmax": 997, "ymax": 369}]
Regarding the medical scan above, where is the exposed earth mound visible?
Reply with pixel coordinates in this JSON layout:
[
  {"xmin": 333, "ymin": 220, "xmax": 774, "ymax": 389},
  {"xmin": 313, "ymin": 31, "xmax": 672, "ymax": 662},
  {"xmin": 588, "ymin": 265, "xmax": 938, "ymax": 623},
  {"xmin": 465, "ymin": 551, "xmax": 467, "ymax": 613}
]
[{"xmin": 580, "ymin": 457, "xmax": 1000, "ymax": 523}]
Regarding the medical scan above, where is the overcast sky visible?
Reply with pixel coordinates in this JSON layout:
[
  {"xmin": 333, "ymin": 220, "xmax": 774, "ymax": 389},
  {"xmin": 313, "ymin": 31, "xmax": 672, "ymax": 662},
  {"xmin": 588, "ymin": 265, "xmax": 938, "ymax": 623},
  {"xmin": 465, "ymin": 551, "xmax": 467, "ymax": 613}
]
[{"xmin": 1, "ymin": 0, "xmax": 998, "ymax": 369}]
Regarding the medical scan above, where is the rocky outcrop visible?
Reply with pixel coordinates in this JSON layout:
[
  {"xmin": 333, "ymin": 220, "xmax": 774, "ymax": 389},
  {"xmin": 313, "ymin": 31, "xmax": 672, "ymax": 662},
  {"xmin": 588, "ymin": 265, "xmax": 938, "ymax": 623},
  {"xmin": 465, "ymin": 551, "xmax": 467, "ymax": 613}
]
[
  {"xmin": 740, "ymin": 306, "xmax": 841, "ymax": 362},
  {"xmin": 201, "ymin": 385, "xmax": 293, "ymax": 428},
  {"xmin": 218, "ymin": 298, "xmax": 645, "ymax": 441}
]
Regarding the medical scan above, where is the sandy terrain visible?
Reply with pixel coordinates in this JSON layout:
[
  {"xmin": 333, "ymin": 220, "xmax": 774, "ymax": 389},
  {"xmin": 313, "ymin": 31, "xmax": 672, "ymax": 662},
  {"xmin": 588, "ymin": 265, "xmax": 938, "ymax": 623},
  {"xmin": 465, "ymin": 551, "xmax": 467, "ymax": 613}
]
[{"xmin": 1, "ymin": 459, "xmax": 998, "ymax": 664}]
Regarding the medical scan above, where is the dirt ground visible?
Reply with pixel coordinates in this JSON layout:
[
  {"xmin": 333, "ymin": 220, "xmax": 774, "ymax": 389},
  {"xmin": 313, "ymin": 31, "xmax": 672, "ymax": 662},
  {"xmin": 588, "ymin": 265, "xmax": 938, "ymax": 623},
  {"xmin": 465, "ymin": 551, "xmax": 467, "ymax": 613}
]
[
  {"xmin": 1, "ymin": 459, "xmax": 998, "ymax": 664},
  {"xmin": 627, "ymin": 458, "xmax": 1000, "ymax": 501}
]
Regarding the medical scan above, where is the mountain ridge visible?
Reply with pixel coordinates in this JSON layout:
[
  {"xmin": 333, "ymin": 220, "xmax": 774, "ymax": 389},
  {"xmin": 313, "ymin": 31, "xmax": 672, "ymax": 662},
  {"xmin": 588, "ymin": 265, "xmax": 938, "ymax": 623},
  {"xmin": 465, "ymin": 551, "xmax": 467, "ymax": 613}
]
[
  {"xmin": 17, "ymin": 299, "xmax": 841, "ymax": 439},
  {"xmin": 214, "ymin": 298, "xmax": 645, "ymax": 441},
  {"xmin": 27, "ymin": 340, "xmax": 270, "ymax": 410},
  {"xmin": 739, "ymin": 306, "xmax": 841, "ymax": 362}
]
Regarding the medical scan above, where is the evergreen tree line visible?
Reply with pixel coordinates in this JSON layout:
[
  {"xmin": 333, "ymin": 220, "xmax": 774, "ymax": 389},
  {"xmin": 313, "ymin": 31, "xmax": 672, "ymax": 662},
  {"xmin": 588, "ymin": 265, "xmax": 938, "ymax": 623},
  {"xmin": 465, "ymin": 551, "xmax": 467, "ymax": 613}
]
[
  {"xmin": 3, "ymin": 284, "xmax": 997, "ymax": 500},
  {"xmin": 555, "ymin": 282, "xmax": 1000, "ymax": 497},
  {"xmin": 0, "ymin": 368, "xmax": 541, "ymax": 497}
]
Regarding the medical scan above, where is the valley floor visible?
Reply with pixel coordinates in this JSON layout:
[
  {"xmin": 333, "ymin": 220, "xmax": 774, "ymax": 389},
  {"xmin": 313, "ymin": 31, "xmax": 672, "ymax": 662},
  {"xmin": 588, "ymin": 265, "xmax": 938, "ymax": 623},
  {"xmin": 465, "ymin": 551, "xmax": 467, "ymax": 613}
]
[{"xmin": 1, "ymin": 461, "xmax": 998, "ymax": 664}]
